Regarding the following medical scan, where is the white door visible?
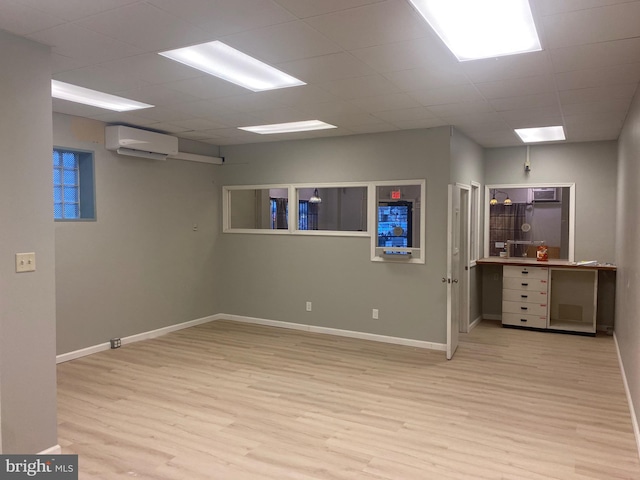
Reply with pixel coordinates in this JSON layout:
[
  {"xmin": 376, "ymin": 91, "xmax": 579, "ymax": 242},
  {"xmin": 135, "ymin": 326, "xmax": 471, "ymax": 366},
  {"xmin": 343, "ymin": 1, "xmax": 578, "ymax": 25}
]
[{"xmin": 446, "ymin": 184, "xmax": 462, "ymax": 360}]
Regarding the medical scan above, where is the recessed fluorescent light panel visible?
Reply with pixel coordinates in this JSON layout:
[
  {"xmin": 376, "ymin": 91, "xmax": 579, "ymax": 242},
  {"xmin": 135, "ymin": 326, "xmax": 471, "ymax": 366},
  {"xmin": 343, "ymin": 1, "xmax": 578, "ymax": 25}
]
[
  {"xmin": 515, "ymin": 126, "xmax": 566, "ymax": 143},
  {"xmin": 239, "ymin": 120, "xmax": 337, "ymax": 135},
  {"xmin": 51, "ymin": 80, "xmax": 153, "ymax": 112},
  {"xmin": 159, "ymin": 41, "xmax": 306, "ymax": 92},
  {"xmin": 408, "ymin": 0, "xmax": 542, "ymax": 61}
]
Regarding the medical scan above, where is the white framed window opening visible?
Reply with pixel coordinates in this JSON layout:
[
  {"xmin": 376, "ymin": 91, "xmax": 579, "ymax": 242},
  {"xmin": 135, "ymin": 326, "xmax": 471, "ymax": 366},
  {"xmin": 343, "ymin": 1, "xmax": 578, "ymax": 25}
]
[
  {"xmin": 223, "ymin": 180, "xmax": 427, "ymax": 264},
  {"xmin": 53, "ymin": 147, "xmax": 96, "ymax": 221}
]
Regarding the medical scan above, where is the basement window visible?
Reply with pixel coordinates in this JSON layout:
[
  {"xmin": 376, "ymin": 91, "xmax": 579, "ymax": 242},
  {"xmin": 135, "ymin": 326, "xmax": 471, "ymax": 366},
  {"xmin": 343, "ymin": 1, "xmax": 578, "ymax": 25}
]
[{"xmin": 53, "ymin": 148, "xmax": 95, "ymax": 221}]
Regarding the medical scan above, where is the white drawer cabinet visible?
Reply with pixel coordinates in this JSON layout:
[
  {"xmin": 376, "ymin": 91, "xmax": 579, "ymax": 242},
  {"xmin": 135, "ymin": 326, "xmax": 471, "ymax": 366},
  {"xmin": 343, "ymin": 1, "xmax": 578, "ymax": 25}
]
[
  {"xmin": 502, "ymin": 265, "xmax": 549, "ymax": 330},
  {"xmin": 502, "ymin": 313, "xmax": 548, "ymax": 329}
]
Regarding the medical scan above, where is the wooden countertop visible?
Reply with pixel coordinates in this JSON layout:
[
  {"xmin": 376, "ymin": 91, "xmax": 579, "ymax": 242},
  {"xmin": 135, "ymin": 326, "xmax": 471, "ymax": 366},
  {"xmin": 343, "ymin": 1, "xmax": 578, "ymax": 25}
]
[{"xmin": 476, "ymin": 257, "xmax": 617, "ymax": 271}]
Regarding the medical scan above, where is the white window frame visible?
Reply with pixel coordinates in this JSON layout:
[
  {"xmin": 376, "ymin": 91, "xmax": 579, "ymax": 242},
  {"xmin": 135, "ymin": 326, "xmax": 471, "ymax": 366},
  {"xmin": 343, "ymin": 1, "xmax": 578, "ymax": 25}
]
[
  {"xmin": 484, "ymin": 183, "xmax": 575, "ymax": 261},
  {"xmin": 370, "ymin": 179, "xmax": 426, "ymax": 265},
  {"xmin": 470, "ymin": 181, "xmax": 481, "ymax": 266},
  {"xmin": 222, "ymin": 184, "xmax": 294, "ymax": 234}
]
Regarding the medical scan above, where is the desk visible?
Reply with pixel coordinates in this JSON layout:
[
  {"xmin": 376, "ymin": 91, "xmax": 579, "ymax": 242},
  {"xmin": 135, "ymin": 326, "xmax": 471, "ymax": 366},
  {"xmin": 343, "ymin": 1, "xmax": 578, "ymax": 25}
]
[{"xmin": 476, "ymin": 258, "xmax": 616, "ymax": 335}]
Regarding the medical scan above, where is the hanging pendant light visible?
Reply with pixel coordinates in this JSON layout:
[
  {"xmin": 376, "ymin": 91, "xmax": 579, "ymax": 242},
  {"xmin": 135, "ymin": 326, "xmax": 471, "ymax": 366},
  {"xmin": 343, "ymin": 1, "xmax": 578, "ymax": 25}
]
[
  {"xmin": 490, "ymin": 190, "xmax": 498, "ymax": 206},
  {"xmin": 309, "ymin": 188, "xmax": 322, "ymax": 204},
  {"xmin": 504, "ymin": 195, "xmax": 512, "ymax": 206}
]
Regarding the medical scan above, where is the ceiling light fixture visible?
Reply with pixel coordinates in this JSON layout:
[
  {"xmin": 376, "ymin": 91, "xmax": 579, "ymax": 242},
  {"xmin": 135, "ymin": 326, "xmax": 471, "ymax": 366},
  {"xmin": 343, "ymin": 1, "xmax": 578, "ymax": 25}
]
[
  {"xmin": 239, "ymin": 120, "xmax": 337, "ymax": 135},
  {"xmin": 51, "ymin": 80, "xmax": 154, "ymax": 112},
  {"xmin": 159, "ymin": 41, "xmax": 306, "ymax": 92},
  {"xmin": 407, "ymin": 0, "xmax": 542, "ymax": 61},
  {"xmin": 515, "ymin": 126, "xmax": 566, "ymax": 143}
]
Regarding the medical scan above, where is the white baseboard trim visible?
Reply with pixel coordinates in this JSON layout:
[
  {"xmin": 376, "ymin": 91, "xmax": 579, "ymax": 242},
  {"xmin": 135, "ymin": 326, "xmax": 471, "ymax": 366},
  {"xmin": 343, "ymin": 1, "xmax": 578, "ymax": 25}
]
[
  {"xmin": 56, "ymin": 315, "xmax": 218, "ymax": 364},
  {"xmin": 56, "ymin": 342, "xmax": 111, "ymax": 364},
  {"xmin": 482, "ymin": 314, "xmax": 502, "ymax": 321},
  {"xmin": 469, "ymin": 315, "xmax": 482, "ymax": 332},
  {"xmin": 38, "ymin": 444, "xmax": 62, "ymax": 455},
  {"xmin": 614, "ymin": 332, "xmax": 640, "ymax": 461},
  {"xmin": 221, "ymin": 314, "xmax": 447, "ymax": 351}
]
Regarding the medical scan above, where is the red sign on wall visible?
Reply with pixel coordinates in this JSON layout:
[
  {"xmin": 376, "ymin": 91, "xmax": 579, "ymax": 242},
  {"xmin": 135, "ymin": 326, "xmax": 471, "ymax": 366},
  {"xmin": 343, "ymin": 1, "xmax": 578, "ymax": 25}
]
[{"xmin": 391, "ymin": 190, "xmax": 401, "ymax": 200}]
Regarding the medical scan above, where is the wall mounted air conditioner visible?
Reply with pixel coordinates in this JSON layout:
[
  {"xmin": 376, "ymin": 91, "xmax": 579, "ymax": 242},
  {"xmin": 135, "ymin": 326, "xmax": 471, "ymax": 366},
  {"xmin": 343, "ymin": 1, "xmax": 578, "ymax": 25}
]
[
  {"xmin": 529, "ymin": 187, "xmax": 560, "ymax": 202},
  {"xmin": 105, "ymin": 125, "xmax": 179, "ymax": 161}
]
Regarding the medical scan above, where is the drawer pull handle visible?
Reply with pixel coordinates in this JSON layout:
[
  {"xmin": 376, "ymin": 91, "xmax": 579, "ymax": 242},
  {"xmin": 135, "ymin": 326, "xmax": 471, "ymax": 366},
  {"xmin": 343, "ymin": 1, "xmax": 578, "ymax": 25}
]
[
  {"xmin": 520, "ymin": 306, "xmax": 528, "ymax": 311},
  {"xmin": 521, "ymin": 271, "xmax": 529, "ymax": 275},
  {"xmin": 521, "ymin": 283, "xmax": 528, "ymax": 287},
  {"xmin": 520, "ymin": 318, "xmax": 528, "ymax": 322},
  {"xmin": 521, "ymin": 295, "xmax": 528, "ymax": 298}
]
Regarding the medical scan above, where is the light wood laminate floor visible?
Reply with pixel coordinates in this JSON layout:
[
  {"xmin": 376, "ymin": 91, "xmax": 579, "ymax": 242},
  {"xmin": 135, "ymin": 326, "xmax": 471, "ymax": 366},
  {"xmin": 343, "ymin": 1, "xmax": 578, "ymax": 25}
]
[{"xmin": 57, "ymin": 320, "xmax": 640, "ymax": 479}]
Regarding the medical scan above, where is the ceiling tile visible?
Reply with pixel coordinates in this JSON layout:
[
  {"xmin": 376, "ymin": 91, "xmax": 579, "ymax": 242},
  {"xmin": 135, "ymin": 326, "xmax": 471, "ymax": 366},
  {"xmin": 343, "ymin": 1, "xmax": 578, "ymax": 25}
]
[
  {"xmin": 383, "ymin": 66, "xmax": 469, "ymax": 92},
  {"xmin": 549, "ymin": 37, "xmax": 640, "ymax": 73},
  {"xmin": 221, "ymin": 21, "xmax": 341, "ymax": 64},
  {"xmin": 346, "ymin": 123, "xmax": 398, "ymax": 134},
  {"xmin": 76, "ymin": 3, "xmax": 210, "ymax": 52},
  {"xmin": 27, "ymin": 24, "xmax": 144, "ymax": 63},
  {"xmin": 273, "ymin": 0, "xmax": 384, "ymax": 18},
  {"xmin": 161, "ymin": 76, "xmax": 249, "ymax": 100},
  {"xmin": 499, "ymin": 106, "xmax": 564, "ymax": 128},
  {"xmin": 535, "ymin": 0, "xmax": 636, "ymax": 16},
  {"xmin": 555, "ymin": 63, "xmax": 640, "ymax": 90},
  {"xmin": 349, "ymin": 93, "xmax": 422, "ymax": 113},
  {"xmin": 558, "ymin": 83, "xmax": 638, "ymax": 104},
  {"xmin": 410, "ymin": 84, "xmax": 484, "ymax": 106},
  {"xmin": 475, "ymin": 74, "xmax": 557, "ymax": 99},
  {"xmin": 542, "ymin": 2, "xmax": 640, "ymax": 49},
  {"xmin": 18, "ymin": 0, "xmax": 140, "ymax": 21},
  {"xmin": 277, "ymin": 52, "xmax": 376, "ymax": 83},
  {"xmin": 145, "ymin": 122, "xmax": 192, "ymax": 134},
  {"xmin": 148, "ymin": 0, "xmax": 295, "ymax": 36},
  {"xmin": 0, "ymin": 1, "xmax": 64, "ymax": 35},
  {"xmin": 461, "ymin": 51, "xmax": 552, "ymax": 83},
  {"xmin": 255, "ymin": 85, "xmax": 341, "ymax": 107},
  {"xmin": 115, "ymin": 85, "xmax": 201, "ymax": 107},
  {"xmin": 87, "ymin": 111, "xmax": 160, "ymax": 126},
  {"xmin": 490, "ymin": 93, "xmax": 560, "ymax": 112},
  {"xmin": 53, "ymin": 66, "xmax": 150, "ymax": 94},
  {"xmin": 98, "ymin": 54, "xmax": 204, "ymax": 86},
  {"xmin": 372, "ymin": 107, "xmax": 440, "ymax": 123},
  {"xmin": 561, "ymin": 99, "xmax": 630, "ymax": 116},
  {"xmin": 426, "ymin": 101, "xmax": 495, "ymax": 117},
  {"xmin": 391, "ymin": 117, "xmax": 447, "ymax": 130},
  {"xmin": 304, "ymin": 0, "xmax": 431, "ymax": 51},
  {"xmin": 318, "ymin": 75, "xmax": 401, "ymax": 100},
  {"xmin": 351, "ymin": 34, "xmax": 457, "ymax": 73}
]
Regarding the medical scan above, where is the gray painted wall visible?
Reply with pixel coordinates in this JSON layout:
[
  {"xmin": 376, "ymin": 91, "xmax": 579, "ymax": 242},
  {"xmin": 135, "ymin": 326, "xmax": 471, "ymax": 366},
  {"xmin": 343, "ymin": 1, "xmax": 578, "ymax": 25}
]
[
  {"xmin": 484, "ymin": 142, "xmax": 617, "ymax": 262},
  {"xmin": 218, "ymin": 128, "xmax": 452, "ymax": 343},
  {"xmin": 482, "ymin": 142, "xmax": 618, "ymax": 326},
  {"xmin": 0, "ymin": 31, "xmax": 57, "ymax": 453},
  {"xmin": 54, "ymin": 114, "xmax": 220, "ymax": 354},
  {"xmin": 616, "ymin": 87, "xmax": 640, "ymax": 433}
]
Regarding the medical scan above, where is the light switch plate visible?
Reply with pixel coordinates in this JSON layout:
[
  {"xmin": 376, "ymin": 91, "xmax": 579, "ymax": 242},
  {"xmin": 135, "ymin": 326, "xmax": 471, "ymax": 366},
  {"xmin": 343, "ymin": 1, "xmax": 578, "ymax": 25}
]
[{"xmin": 16, "ymin": 252, "xmax": 36, "ymax": 273}]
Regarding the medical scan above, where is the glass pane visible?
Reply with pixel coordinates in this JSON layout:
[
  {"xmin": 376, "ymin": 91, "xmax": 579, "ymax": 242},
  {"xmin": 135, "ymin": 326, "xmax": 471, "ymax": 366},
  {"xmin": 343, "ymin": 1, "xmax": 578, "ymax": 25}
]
[
  {"xmin": 64, "ymin": 204, "xmax": 79, "ymax": 219},
  {"xmin": 296, "ymin": 187, "xmax": 367, "ymax": 232},
  {"xmin": 53, "ymin": 151, "xmax": 61, "ymax": 167},
  {"xmin": 229, "ymin": 188, "xmax": 288, "ymax": 229},
  {"xmin": 62, "ymin": 152, "xmax": 77, "ymax": 169},
  {"xmin": 53, "ymin": 168, "xmax": 62, "ymax": 185},
  {"xmin": 63, "ymin": 169, "xmax": 78, "ymax": 185},
  {"xmin": 54, "ymin": 186, "xmax": 62, "ymax": 202},
  {"xmin": 64, "ymin": 187, "xmax": 79, "ymax": 202},
  {"xmin": 376, "ymin": 185, "xmax": 422, "ymax": 250},
  {"xmin": 54, "ymin": 204, "xmax": 63, "ymax": 219},
  {"xmin": 488, "ymin": 186, "xmax": 570, "ymax": 259}
]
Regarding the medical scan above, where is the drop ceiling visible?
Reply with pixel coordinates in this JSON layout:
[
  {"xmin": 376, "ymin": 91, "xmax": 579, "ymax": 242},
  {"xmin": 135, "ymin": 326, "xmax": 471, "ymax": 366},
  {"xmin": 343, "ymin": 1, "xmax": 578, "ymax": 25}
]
[{"xmin": 3, "ymin": 0, "xmax": 640, "ymax": 147}]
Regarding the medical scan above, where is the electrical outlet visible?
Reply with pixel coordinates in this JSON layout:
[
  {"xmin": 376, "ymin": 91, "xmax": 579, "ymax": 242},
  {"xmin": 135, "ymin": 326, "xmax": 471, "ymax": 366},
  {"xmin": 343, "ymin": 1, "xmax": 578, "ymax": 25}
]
[
  {"xmin": 306, "ymin": 301, "xmax": 312, "ymax": 312},
  {"xmin": 372, "ymin": 308, "xmax": 379, "ymax": 319},
  {"xmin": 110, "ymin": 338, "xmax": 121, "ymax": 349}
]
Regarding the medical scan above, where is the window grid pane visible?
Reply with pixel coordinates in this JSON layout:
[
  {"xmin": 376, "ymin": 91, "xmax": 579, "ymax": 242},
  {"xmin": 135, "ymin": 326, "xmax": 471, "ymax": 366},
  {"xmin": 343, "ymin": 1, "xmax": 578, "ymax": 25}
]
[{"xmin": 53, "ymin": 150, "xmax": 81, "ymax": 219}]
